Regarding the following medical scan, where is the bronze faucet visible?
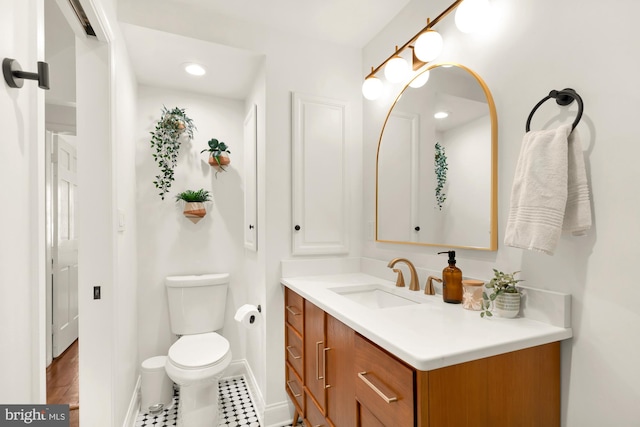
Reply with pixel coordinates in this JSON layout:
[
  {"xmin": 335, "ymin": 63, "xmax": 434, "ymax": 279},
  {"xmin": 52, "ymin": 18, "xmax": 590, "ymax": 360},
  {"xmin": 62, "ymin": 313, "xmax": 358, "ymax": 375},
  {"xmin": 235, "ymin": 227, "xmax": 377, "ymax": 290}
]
[
  {"xmin": 425, "ymin": 276, "xmax": 441, "ymax": 296},
  {"xmin": 387, "ymin": 258, "xmax": 420, "ymax": 291}
]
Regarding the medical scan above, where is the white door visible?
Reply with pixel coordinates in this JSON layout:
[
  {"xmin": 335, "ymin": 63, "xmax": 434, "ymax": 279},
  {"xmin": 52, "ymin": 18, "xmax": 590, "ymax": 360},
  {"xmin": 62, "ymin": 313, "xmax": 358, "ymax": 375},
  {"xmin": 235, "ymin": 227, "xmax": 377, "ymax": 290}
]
[
  {"xmin": 51, "ymin": 133, "xmax": 79, "ymax": 358},
  {"xmin": 244, "ymin": 104, "xmax": 258, "ymax": 251},
  {"xmin": 1, "ymin": 0, "xmax": 48, "ymax": 403}
]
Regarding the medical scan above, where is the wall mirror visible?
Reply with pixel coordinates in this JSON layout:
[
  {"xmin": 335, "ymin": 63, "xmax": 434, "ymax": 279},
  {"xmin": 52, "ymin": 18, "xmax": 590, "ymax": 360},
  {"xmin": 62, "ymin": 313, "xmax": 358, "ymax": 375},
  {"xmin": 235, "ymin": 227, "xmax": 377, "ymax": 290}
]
[{"xmin": 376, "ymin": 63, "xmax": 497, "ymax": 250}]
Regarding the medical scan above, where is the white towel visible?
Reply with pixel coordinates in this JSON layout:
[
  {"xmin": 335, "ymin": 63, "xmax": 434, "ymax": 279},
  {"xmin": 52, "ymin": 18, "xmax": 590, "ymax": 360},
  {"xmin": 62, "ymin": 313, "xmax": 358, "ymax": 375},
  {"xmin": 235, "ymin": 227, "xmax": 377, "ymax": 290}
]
[
  {"xmin": 504, "ymin": 123, "xmax": 591, "ymax": 255},
  {"xmin": 564, "ymin": 129, "xmax": 592, "ymax": 235}
]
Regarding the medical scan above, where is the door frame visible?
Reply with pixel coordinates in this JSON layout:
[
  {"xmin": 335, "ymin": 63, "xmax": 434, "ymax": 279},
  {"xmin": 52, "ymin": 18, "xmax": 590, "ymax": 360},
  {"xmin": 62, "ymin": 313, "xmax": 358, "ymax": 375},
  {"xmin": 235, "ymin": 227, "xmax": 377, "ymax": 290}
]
[{"xmin": 34, "ymin": 2, "xmax": 116, "ymax": 424}]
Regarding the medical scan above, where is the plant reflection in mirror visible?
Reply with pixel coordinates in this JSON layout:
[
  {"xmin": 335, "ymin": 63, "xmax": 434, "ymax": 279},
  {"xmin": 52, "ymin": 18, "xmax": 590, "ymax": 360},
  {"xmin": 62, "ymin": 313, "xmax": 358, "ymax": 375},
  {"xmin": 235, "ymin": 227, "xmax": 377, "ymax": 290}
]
[{"xmin": 434, "ymin": 141, "xmax": 448, "ymax": 210}]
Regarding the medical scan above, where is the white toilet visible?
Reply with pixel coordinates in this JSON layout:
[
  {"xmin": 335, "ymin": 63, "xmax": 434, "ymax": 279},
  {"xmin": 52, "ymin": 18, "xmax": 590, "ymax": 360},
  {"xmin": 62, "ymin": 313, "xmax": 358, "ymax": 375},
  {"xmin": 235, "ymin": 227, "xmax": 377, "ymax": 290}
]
[{"xmin": 165, "ymin": 273, "xmax": 232, "ymax": 427}]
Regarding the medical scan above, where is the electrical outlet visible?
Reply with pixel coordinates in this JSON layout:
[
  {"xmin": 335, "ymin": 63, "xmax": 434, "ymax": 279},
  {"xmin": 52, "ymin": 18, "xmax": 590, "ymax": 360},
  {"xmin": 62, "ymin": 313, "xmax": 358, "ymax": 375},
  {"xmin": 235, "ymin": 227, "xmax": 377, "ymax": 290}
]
[{"xmin": 93, "ymin": 286, "xmax": 101, "ymax": 300}]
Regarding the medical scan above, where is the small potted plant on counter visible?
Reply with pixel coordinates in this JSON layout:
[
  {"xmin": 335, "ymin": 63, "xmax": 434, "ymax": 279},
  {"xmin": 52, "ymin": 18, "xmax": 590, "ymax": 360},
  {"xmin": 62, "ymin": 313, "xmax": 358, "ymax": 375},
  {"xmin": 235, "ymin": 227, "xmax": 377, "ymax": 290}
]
[
  {"xmin": 480, "ymin": 269, "xmax": 523, "ymax": 318},
  {"xmin": 175, "ymin": 189, "xmax": 211, "ymax": 224},
  {"xmin": 201, "ymin": 138, "xmax": 231, "ymax": 174}
]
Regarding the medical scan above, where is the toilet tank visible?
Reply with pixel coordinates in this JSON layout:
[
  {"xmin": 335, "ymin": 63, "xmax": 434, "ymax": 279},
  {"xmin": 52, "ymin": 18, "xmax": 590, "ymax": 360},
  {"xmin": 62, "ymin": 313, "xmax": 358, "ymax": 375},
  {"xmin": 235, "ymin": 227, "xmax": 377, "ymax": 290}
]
[{"xmin": 165, "ymin": 273, "xmax": 229, "ymax": 335}]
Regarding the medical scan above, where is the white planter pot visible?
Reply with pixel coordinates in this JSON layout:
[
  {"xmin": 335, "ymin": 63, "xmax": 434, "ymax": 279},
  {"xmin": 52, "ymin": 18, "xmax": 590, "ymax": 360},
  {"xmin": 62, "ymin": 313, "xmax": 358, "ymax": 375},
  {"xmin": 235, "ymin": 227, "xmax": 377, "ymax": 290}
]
[{"xmin": 494, "ymin": 292, "xmax": 521, "ymax": 318}]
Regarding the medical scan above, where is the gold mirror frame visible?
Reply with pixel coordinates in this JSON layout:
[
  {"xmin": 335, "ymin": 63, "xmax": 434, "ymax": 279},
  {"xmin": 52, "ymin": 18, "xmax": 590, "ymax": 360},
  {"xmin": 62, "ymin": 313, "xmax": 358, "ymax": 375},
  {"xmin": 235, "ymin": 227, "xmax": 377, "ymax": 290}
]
[{"xmin": 375, "ymin": 63, "xmax": 498, "ymax": 250}]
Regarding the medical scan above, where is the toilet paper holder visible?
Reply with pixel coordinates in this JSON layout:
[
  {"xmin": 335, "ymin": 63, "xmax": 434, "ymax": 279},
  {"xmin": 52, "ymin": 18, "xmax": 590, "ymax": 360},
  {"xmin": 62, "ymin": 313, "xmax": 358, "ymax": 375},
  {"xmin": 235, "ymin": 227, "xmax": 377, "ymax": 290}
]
[{"xmin": 250, "ymin": 305, "xmax": 262, "ymax": 324}]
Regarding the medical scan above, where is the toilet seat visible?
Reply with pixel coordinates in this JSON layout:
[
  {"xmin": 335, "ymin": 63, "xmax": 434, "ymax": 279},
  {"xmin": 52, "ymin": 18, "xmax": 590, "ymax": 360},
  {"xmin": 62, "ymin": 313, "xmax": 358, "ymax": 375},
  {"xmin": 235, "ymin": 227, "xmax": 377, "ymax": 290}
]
[{"xmin": 168, "ymin": 332, "xmax": 230, "ymax": 370}]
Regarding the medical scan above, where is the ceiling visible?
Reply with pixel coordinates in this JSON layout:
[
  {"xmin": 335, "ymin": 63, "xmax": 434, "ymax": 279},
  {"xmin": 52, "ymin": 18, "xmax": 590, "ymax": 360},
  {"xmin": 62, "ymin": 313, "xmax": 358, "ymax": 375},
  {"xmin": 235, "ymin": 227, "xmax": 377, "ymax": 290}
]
[
  {"xmin": 121, "ymin": 24, "xmax": 265, "ymax": 99},
  {"xmin": 157, "ymin": 0, "xmax": 412, "ymax": 48},
  {"xmin": 118, "ymin": 0, "xmax": 412, "ymax": 99}
]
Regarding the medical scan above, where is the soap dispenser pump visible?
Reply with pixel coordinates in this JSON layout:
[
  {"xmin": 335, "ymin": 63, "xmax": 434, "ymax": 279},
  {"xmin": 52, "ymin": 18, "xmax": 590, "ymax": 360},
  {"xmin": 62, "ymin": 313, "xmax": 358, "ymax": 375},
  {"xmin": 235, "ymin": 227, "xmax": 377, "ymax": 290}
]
[{"xmin": 438, "ymin": 250, "xmax": 462, "ymax": 304}]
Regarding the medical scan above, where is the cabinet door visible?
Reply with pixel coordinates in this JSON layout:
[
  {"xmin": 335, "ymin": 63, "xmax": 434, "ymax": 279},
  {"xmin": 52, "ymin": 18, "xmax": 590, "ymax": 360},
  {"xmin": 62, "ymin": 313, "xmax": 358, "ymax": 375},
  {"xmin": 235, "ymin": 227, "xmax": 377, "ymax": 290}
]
[
  {"xmin": 304, "ymin": 300, "xmax": 326, "ymax": 411},
  {"xmin": 243, "ymin": 104, "xmax": 258, "ymax": 251},
  {"xmin": 292, "ymin": 92, "xmax": 349, "ymax": 255},
  {"xmin": 326, "ymin": 314, "xmax": 355, "ymax": 427}
]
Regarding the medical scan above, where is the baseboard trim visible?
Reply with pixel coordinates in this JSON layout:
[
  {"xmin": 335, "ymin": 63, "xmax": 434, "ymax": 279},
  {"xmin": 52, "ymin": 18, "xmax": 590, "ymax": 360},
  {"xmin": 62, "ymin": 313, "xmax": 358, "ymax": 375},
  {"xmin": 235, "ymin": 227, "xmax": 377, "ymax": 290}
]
[
  {"xmin": 226, "ymin": 359, "xmax": 265, "ymax": 426},
  {"xmin": 122, "ymin": 375, "xmax": 141, "ymax": 427},
  {"xmin": 264, "ymin": 399, "xmax": 296, "ymax": 427}
]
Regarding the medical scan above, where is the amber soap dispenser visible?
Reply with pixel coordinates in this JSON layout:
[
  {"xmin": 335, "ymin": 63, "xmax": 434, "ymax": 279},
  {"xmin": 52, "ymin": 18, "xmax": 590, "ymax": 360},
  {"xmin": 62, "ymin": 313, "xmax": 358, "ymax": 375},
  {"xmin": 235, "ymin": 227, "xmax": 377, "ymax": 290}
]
[{"xmin": 438, "ymin": 250, "xmax": 462, "ymax": 304}]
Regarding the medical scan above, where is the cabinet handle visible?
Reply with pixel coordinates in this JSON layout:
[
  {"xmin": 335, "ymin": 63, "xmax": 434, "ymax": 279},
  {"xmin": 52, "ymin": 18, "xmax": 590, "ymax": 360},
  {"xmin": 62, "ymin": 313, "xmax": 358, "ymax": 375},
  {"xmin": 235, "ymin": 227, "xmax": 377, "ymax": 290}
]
[
  {"xmin": 286, "ymin": 380, "xmax": 301, "ymax": 398},
  {"xmin": 294, "ymin": 224, "xmax": 301, "ymax": 231},
  {"xmin": 357, "ymin": 372, "xmax": 398, "ymax": 403},
  {"xmin": 414, "ymin": 226, "xmax": 420, "ymax": 231},
  {"xmin": 316, "ymin": 341, "xmax": 324, "ymax": 380},
  {"xmin": 323, "ymin": 347, "xmax": 331, "ymax": 389},
  {"xmin": 286, "ymin": 306, "xmax": 301, "ymax": 316},
  {"xmin": 249, "ymin": 224, "xmax": 254, "ymax": 229},
  {"xmin": 286, "ymin": 345, "xmax": 301, "ymax": 360}
]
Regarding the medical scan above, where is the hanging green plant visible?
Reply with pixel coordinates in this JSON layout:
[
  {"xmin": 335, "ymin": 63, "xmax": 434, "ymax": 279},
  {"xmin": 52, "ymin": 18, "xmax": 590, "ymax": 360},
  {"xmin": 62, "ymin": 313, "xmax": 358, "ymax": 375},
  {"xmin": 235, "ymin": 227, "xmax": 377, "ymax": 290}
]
[
  {"xmin": 434, "ymin": 141, "xmax": 448, "ymax": 210},
  {"xmin": 150, "ymin": 106, "xmax": 196, "ymax": 200}
]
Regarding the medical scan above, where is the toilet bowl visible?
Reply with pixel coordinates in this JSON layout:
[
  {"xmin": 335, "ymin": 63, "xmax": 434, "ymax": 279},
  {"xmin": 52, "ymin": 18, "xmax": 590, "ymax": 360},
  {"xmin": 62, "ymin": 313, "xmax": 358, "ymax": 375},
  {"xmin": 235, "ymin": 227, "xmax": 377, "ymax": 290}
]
[
  {"xmin": 165, "ymin": 332, "xmax": 232, "ymax": 427},
  {"xmin": 164, "ymin": 273, "xmax": 232, "ymax": 427}
]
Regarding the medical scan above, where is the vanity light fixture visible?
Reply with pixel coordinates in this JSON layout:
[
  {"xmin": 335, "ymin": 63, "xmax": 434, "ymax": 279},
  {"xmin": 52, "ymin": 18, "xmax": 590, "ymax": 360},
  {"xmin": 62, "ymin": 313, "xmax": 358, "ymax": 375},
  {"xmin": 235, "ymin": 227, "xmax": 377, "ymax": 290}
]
[
  {"xmin": 184, "ymin": 63, "xmax": 206, "ymax": 76},
  {"xmin": 362, "ymin": 74, "xmax": 384, "ymax": 100},
  {"xmin": 362, "ymin": 0, "xmax": 489, "ymax": 100},
  {"xmin": 455, "ymin": 0, "xmax": 491, "ymax": 34},
  {"xmin": 384, "ymin": 48, "xmax": 410, "ymax": 83}
]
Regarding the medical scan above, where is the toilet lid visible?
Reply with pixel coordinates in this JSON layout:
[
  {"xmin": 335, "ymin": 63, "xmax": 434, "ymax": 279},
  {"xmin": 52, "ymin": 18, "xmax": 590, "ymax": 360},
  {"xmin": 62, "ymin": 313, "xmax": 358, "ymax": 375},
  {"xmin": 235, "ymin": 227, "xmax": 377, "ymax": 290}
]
[{"xmin": 168, "ymin": 333, "xmax": 230, "ymax": 370}]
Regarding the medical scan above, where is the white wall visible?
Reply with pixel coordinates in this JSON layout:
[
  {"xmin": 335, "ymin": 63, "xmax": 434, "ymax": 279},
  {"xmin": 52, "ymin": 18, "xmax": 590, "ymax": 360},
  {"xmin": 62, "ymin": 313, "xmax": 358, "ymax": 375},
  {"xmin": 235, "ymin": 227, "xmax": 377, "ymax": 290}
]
[
  {"xmin": 363, "ymin": 0, "xmax": 640, "ymax": 425},
  {"xmin": 136, "ymin": 86, "xmax": 249, "ymax": 365},
  {"xmin": 242, "ymin": 60, "xmax": 268, "ymax": 404},
  {"xmin": 112, "ymin": 31, "xmax": 140, "ymax": 424}
]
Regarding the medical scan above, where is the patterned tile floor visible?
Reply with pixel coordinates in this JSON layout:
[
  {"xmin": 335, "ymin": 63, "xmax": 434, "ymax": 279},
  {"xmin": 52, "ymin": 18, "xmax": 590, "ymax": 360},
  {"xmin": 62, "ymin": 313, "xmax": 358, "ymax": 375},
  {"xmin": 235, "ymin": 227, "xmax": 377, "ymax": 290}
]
[{"xmin": 135, "ymin": 376, "xmax": 263, "ymax": 427}]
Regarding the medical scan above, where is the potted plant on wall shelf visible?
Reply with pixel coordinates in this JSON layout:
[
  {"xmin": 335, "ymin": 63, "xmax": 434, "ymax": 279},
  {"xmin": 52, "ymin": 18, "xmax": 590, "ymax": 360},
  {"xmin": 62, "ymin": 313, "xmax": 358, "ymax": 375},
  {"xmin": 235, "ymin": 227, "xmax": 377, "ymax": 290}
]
[
  {"xmin": 175, "ymin": 189, "xmax": 211, "ymax": 224},
  {"xmin": 150, "ymin": 106, "xmax": 196, "ymax": 200},
  {"xmin": 480, "ymin": 269, "xmax": 523, "ymax": 318},
  {"xmin": 201, "ymin": 138, "xmax": 231, "ymax": 174}
]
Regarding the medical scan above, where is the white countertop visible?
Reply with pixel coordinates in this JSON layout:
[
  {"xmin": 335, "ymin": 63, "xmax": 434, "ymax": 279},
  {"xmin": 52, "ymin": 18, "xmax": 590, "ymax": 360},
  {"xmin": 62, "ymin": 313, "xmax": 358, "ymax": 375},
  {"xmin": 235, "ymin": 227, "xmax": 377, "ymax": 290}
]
[{"xmin": 281, "ymin": 272, "xmax": 573, "ymax": 371}]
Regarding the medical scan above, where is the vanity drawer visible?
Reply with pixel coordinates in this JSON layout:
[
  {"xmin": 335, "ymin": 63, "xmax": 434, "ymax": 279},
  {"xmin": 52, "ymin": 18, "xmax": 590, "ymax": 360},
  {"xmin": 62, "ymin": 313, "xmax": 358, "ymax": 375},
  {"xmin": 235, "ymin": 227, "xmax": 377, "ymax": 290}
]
[
  {"xmin": 286, "ymin": 324, "xmax": 304, "ymax": 377},
  {"xmin": 285, "ymin": 288, "xmax": 304, "ymax": 334},
  {"xmin": 306, "ymin": 392, "xmax": 328, "ymax": 427},
  {"xmin": 286, "ymin": 363, "xmax": 304, "ymax": 414},
  {"xmin": 354, "ymin": 334, "xmax": 414, "ymax": 427},
  {"xmin": 358, "ymin": 402, "xmax": 385, "ymax": 427}
]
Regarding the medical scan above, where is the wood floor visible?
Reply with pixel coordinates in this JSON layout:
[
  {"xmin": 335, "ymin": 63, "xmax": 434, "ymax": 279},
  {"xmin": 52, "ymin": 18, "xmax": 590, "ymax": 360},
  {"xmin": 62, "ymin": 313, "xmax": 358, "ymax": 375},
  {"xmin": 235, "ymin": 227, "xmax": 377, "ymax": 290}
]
[{"xmin": 47, "ymin": 339, "xmax": 79, "ymax": 427}]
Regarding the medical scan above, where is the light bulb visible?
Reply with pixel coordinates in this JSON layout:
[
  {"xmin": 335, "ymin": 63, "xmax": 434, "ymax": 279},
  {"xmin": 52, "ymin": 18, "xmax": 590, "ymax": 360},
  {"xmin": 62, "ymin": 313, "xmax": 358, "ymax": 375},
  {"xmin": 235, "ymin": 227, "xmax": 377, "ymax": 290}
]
[
  {"xmin": 434, "ymin": 111, "xmax": 449, "ymax": 119},
  {"xmin": 184, "ymin": 63, "xmax": 206, "ymax": 76},
  {"xmin": 414, "ymin": 30, "xmax": 444, "ymax": 62},
  {"xmin": 362, "ymin": 76, "xmax": 383, "ymax": 100},
  {"xmin": 384, "ymin": 55, "xmax": 410, "ymax": 83},
  {"xmin": 409, "ymin": 70, "xmax": 430, "ymax": 88},
  {"xmin": 455, "ymin": 0, "xmax": 491, "ymax": 33}
]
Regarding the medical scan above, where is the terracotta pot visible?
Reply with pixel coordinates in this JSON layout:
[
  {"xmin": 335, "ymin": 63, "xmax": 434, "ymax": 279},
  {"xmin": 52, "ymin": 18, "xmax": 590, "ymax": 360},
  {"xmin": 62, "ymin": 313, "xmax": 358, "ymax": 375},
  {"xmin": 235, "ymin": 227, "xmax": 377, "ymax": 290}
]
[
  {"xmin": 183, "ymin": 202, "xmax": 206, "ymax": 224},
  {"xmin": 208, "ymin": 154, "xmax": 230, "ymax": 167}
]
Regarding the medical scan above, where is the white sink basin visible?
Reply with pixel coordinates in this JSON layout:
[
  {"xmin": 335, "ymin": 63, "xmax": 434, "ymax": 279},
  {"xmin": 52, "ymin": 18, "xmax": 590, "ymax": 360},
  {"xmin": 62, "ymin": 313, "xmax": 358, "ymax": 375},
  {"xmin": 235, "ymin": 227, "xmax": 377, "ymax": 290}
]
[{"xmin": 330, "ymin": 284, "xmax": 421, "ymax": 309}]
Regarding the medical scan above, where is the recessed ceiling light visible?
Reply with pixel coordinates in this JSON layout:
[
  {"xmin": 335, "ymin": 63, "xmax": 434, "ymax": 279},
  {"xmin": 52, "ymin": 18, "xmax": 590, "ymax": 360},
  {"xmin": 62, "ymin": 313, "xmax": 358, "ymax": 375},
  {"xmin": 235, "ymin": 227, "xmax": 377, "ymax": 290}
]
[
  {"xmin": 434, "ymin": 111, "xmax": 449, "ymax": 119},
  {"xmin": 184, "ymin": 63, "xmax": 206, "ymax": 76}
]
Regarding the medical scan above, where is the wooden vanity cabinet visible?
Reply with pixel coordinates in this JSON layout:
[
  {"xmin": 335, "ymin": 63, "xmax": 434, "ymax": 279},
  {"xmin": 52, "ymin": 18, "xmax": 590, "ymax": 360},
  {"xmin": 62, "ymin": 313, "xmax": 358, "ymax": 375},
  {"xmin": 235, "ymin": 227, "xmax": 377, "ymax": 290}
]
[
  {"xmin": 284, "ymin": 288, "xmax": 356, "ymax": 427},
  {"xmin": 355, "ymin": 332, "xmax": 560, "ymax": 427},
  {"xmin": 304, "ymin": 300, "xmax": 357, "ymax": 427},
  {"xmin": 284, "ymin": 288, "xmax": 561, "ymax": 427},
  {"xmin": 284, "ymin": 288, "xmax": 305, "ymax": 421}
]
